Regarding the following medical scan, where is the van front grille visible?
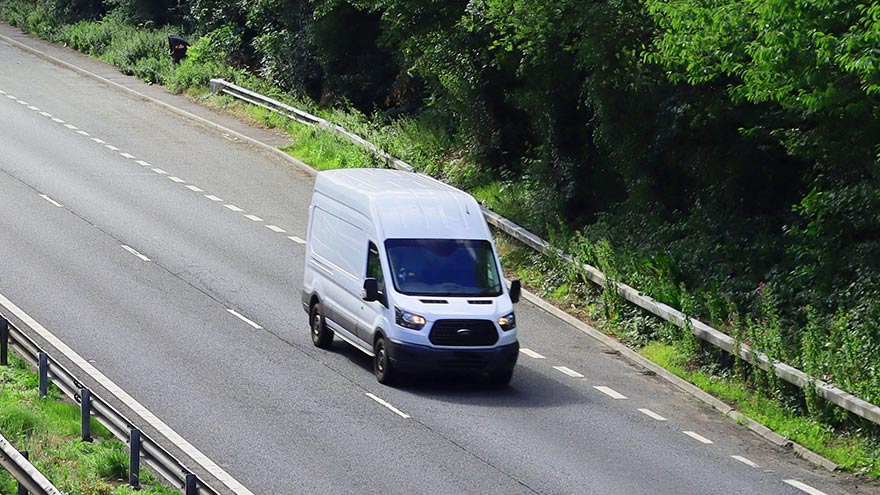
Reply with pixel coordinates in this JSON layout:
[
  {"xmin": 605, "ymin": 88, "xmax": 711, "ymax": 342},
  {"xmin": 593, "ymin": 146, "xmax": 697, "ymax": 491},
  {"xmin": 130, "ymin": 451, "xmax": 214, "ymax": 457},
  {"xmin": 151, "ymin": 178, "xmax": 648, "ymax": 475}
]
[{"xmin": 429, "ymin": 319, "xmax": 498, "ymax": 347}]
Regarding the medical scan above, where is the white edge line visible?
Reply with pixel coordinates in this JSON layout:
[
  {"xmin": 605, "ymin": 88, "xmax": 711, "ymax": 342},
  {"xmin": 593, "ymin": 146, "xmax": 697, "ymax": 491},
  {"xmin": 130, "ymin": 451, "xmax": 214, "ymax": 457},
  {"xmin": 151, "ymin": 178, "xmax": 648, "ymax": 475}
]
[
  {"xmin": 731, "ymin": 455, "xmax": 758, "ymax": 468},
  {"xmin": 226, "ymin": 309, "xmax": 262, "ymax": 330},
  {"xmin": 553, "ymin": 366, "xmax": 584, "ymax": 378},
  {"xmin": 121, "ymin": 245, "xmax": 150, "ymax": 262},
  {"xmin": 519, "ymin": 348, "xmax": 546, "ymax": 359},
  {"xmin": 365, "ymin": 393, "xmax": 411, "ymax": 419},
  {"xmin": 593, "ymin": 385, "xmax": 627, "ymax": 399},
  {"xmin": 638, "ymin": 408, "xmax": 667, "ymax": 421},
  {"xmin": 39, "ymin": 194, "xmax": 63, "ymax": 208},
  {"xmin": 783, "ymin": 480, "xmax": 829, "ymax": 495},
  {"xmin": 683, "ymin": 431, "xmax": 714, "ymax": 444},
  {"xmin": 0, "ymin": 293, "xmax": 257, "ymax": 495}
]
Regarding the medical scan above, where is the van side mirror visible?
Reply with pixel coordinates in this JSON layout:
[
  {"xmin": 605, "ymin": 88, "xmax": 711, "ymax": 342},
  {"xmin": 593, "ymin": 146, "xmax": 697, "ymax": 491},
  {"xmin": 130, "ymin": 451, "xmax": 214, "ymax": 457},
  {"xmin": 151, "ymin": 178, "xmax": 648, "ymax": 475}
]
[
  {"xmin": 509, "ymin": 279, "xmax": 521, "ymax": 303},
  {"xmin": 363, "ymin": 278, "xmax": 380, "ymax": 302}
]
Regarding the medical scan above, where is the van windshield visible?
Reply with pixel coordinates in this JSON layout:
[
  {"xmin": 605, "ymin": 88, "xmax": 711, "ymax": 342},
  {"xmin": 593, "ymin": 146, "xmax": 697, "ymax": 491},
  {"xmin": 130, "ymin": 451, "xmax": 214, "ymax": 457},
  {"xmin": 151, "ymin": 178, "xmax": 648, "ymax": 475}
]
[{"xmin": 385, "ymin": 239, "xmax": 503, "ymax": 297}]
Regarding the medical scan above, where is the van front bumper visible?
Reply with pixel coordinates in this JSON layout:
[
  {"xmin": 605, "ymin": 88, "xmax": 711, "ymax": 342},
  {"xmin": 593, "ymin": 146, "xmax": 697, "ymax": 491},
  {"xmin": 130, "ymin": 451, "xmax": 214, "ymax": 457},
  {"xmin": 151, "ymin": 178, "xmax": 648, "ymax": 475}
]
[{"xmin": 387, "ymin": 340, "xmax": 519, "ymax": 373}]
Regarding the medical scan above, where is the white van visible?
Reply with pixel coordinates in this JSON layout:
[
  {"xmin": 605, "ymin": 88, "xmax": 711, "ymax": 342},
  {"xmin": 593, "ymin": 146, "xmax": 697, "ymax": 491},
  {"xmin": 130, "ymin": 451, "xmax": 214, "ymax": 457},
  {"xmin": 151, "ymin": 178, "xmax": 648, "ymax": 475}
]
[{"xmin": 302, "ymin": 169, "xmax": 521, "ymax": 386}]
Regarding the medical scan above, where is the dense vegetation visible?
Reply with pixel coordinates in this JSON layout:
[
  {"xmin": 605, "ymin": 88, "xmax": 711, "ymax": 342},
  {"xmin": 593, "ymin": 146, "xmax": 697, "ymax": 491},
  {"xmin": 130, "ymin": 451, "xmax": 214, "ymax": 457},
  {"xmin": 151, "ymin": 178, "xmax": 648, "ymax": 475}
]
[{"xmin": 1, "ymin": 0, "xmax": 878, "ymax": 454}]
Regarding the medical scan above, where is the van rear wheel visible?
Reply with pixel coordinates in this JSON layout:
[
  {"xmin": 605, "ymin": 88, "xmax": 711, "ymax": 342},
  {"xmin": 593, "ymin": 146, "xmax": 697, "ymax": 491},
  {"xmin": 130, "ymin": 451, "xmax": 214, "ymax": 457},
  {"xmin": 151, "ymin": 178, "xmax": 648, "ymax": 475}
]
[
  {"xmin": 310, "ymin": 302, "xmax": 333, "ymax": 349},
  {"xmin": 374, "ymin": 336, "xmax": 396, "ymax": 385}
]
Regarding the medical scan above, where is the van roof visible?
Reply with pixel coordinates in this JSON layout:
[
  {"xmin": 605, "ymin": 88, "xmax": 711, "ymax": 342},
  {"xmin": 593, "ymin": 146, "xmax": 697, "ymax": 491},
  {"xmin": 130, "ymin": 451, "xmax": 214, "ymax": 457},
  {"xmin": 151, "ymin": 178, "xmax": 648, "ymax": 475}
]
[{"xmin": 314, "ymin": 169, "xmax": 492, "ymax": 240}]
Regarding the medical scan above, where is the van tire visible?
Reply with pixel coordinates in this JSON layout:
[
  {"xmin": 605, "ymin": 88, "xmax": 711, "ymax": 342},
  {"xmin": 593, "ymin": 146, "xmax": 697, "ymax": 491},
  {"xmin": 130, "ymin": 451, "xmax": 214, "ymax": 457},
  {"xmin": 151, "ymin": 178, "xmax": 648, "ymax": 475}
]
[
  {"xmin": 373, "ymin": 336, "xmax": 395, "ymax": 385},
  {"xmin": 487, "ymin": 368, "xmax": 514, "ymax": 387},
  {"xmin": 310, "ymin": 302, "xmax": 333, "ymax": 349}
]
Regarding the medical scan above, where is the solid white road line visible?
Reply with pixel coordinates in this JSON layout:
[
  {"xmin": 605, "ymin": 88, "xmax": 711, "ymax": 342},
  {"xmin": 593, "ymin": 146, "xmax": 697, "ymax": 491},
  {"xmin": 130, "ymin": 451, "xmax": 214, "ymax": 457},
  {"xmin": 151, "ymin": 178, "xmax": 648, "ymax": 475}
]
[
  {"xmin": 365, "ymin": 393, "xmax": 411, "ymax": 419},
  {"xmin": 731, "ymin": 455, "xmax": 759, "ymax": 468},
  {"xmin": 39, "ymin": 194, "xmax": 63, "ymax": 208},
  {"xmin": 120, "ymin": 152, "xmax": 136, "ymax": 159},
  {"xmin": 204, "ymin": 195, "xmax": 223, "ymax": 202},
  {"xmin": 638, "ymin": 408, "xmax": 667, "ymax": 421},
  {"xmin": 783, "ymin": 480, "xmax": 830, "ymax": 495},
  {"xmin": 224, "ymin": 204, "xmax": 243, "ymax": 212},
  {"xmin": 519, "ymin": 348, "xmax": 546, "ymax": 359},
  {"xmin": 0, "ymin": 293, "xmax": 256, "ymax": 495},
  {"xmin": 553, "ymin": 366, "xmax": 584, "ymax": 378},
  {"xmin": 135, "ymin": 160, "xmax": 151, "ymax": 167},
  {"xmin": 121, "ymin": 245, "xmax": 150, "ymax": 262},
  {"xmin": 185, "ymin": 185, "xmax": 204, "ymax": 192},
  {"xmin": 151, "ymin": 168, "xmax": 167, "ymax": 175},
  {"xmin": 288, "ymin": 236, "xmax": 306, "ymax": 244},
  {"xmin": 265, "ymin": 225, "xmax": 286, "ymax": 233},
  {"xmin": 168, "ymin": 177, "xmax": 186, "ymax": 183},
  {"xmin": 594, "ymin": 386, "xmax": 627, "ymax": 399},
  {"xmin": 226, "ymin": 309, "xmax": 262, "ymax": 330},
  {"xmin": 244, "ymin": 214, "xmax": 263, "ymax": 222},
  {"xmin": 683, "ymin": 431, "xmax": 714, "ymax": 444}
]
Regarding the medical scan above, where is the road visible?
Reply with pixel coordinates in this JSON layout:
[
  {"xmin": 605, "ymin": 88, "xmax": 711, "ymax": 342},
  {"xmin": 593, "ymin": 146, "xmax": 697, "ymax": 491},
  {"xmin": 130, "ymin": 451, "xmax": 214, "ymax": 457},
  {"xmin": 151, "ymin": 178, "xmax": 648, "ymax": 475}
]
[{"xmin": 0, "ymin": 23, "xmax": 873, "ymax": 495}]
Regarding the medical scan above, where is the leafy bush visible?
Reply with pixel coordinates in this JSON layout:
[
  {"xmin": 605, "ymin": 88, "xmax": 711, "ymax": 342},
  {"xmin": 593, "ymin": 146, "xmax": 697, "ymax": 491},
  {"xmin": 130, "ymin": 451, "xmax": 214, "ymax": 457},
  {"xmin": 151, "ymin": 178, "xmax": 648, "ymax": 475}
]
[{"xmin": 56, "ymin": 19, "xmax": 113, "ymax": 54}]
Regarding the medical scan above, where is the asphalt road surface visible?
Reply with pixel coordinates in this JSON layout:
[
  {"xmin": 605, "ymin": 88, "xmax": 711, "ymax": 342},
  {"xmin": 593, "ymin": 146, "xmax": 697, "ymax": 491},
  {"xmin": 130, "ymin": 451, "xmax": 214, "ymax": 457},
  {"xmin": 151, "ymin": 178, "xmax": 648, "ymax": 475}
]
[{"xmin": 0, "ymin": 23, "xmax": 875, "ymax": 495}]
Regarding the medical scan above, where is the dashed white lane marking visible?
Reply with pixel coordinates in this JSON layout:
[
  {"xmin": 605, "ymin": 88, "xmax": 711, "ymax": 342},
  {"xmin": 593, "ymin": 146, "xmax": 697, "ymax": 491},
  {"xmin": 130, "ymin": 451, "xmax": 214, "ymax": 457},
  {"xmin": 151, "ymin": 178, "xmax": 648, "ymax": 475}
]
[
  {"xmin": 5, "ymin": 94, "xmax": 17, "ymax": 99},
  {"xmin": 52, "ymin": 117, "xmax": 64, "ymax": 123},
  {"xmin": 553, "ymin": 366, "xmax": 584, "ymax": 378},
  {"xmin": 105, "ymin": 145, "xmax": 119, "ymax": 151},
  {"xmin": 520, "ymin": 348, "xmax": 546, "ymax": 359},
  {"xmin": 205, "ymin": 195, "xmax": 223, "ymax": 202},
  {"xmin": 0, "ymin": 89, "xmax": 6, "ymax": 94},
  {"xmin": 225, "ymin": 204, "xmax": 243, "ymax": 212},
  {"xmin": 265, "ymin": 225, "xmax": 286, "ymax": 233},
  {"xmin": 185, "ymin": 185, "xmax": 204, "ymax": 192},
  {"xmin": 27, "ymin": 105, "xmax": 39, "ymax": 111},
  {"xmin": 39, "ymin": 111, "xmax": 51, "ymax": 117},
  {"xmin": 135, "ymin": 160, "xmax": 151, "ymax": 167},
  {"xmin": 168, "ymin": 176, "xmax": 186, "ymax": 183},
  {"xmin": 226, "ymin": 309, "xmax": 262, "ymax": 330},
  {"xmin": 40, "ymin": 194, "xmax": 63, "ymax": 208},
  {"xmin": 120, "ymin": 152, "xmax": 136, "ymax": 159},
  {"xmin": 244, "ymin": 214, "xmax": 263, "ymax": 222},
  {"xmin": 92, "ymin": 138, "xmax": 106, "ymax": 144},
  {"xmin": 77, "ymin": 130, "xmax": 90, "ymax": 136},
  {"xmin": 594, "ymin": 386, "xmax": 627, "ymax": 399},
  {"xmin": 0, "ymin": 294, "xmax": 256, "ymax": 495},
  {"xmin": 783, "ymin": 480, "xmax": 829, "ymax": 495},
  {"xmin": 683, "ymin": 431, "xmax": 714, "ymax": 444},
  {"xmin": 64, "ymin": 123, "xmax": 77, "ymax": 129},
  {"xmin": 365, "ymin": 393, "xmax": 411, "ymax": 419},
  {"xmin": 288, "ymin": 236, "xmax": 306, "ymax": 244},
  {"xmin": 152, "ymin": 168, "xmax": 167, "ymax": 175},
  {"xmin": 731, "ymin": 455, "xmax": 758, "ymax": 468},
  {"xmin": 16, "ymin": 100, "xmax": 28, "ymax": 105},
  {"xmin": 121, "ymin": 245, "xmax": 150, "ymax": 262},
  {"xmin": 638, "ymin": 408, "xmax": 667, "ymax": 421}
]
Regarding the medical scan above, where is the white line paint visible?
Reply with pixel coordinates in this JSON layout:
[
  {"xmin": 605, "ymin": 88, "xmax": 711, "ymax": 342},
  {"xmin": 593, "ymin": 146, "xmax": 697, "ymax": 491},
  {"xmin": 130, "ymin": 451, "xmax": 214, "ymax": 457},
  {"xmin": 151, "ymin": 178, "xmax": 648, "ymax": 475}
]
[
  {"xmin": 4, "ymin": 94, "xmax": 16, "ymax": 99},
  {"xmin": 168, "ymin": 177, "xmax": 186, "ymax": 183},
  {"xmin": 553, "ymin": 366, "xmax": 584, "ymax": 378},
  {"xmin": 520, "ymin": 348, "xmax": 546, "ymax": 359},
  {"xmin": 40, "ymin": 194, "xmax": 63, "ymax": 208},
  {"xmin": 77, "ymin": 130, "xmax": 90, "ymax": 136},
  {"xmin": 0, "ymin": 89, "xmax": 6, "ymax": 94},
  {"xmin": 638, "ymin": 408, "xmax": 667, "ymax": 421},
  {"xmin": 288, "ymin": 236, "xmax": 306, "ymax": 244},
  {"xmin": 226, "ymin": 309, "xmax": 262, "ymax": 330},
  {"xmin": 16, "ymin": 100, "xmax": 28, "ymax": 105},
  {"xmin": 204, "ymin": 195, "xmax": 223, "ymax": 202},
  {"xmin": 683, "ymin": 431, "xmax": 714, "ymax": 444},
  {"xmin": 365, "ymin": 393, "xmax": 411, "ymax": 419},
  {"xmin": 731, "ymin": 455, "xmax": 758, "ymax": 468},
  {"xmin": 135, "ymin": 160, "xmax": 151, "ymax": 167},
  {"xmin": 105, "ymin": 145, "xmax": 119, "ymax": 151},
  {"xmin": 783, "ymin": 480, "xmax": 830, "ymax": 495},
  {"xmin": 185, "ymin": 185, "xmax": 204, "ymax": 192},
  {"xmin": 121, "ymin": 245, "xmax": 150, "ymax": 262},
  {"xmin": 224, "ymin": 204, "xmax": 243, "ymax": 212},
  {"xmin": 594, "ymin": 386, "xmax": 627, "ymax": 399},
  {"xmin": 244, "ymin": 214, "xmax": 263, "ymax": 222},
  {"xmin": 120, "ymin": 153, "xmax": 136, "ymax": 159},
  {"xmin": 265, "ymin": 225, "xmax": 286, "ymax": 233},
  {"xmin": 92, "ymin": 138, "xmax": 106, "ymax": 144},
  {"xmin": 27, "ymin": 105, "xmax": 39, "ymax": 111},
  {"xmin": 151, "ymin": 168, "xmax": 167, "ymax": 175},
  {"xmin": 51, "ymin": 117, "xmax": 64, "ymax": 123},
  {"xmin": 63, "ymin": 124, "xmax": 77, "ymax": 129},
  {"xmin": 0, "ymin": 293, "xmax": 256, "ymax": 495},
  {"xmin": 39, "ymin": 111, "xmax": 51, "ymax": 117}
]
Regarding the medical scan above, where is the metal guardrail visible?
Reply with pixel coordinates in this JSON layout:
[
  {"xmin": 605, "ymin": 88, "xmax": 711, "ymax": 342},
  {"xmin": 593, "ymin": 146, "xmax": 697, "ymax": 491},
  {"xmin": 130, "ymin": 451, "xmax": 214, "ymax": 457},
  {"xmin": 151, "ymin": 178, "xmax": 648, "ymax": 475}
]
[
  {"xmin": 209, "ymin": 78, "xmax": 880, "ymax": 427},
  {"xmin": 0, "ymin": 316, "xmax": 218, "ymax": 495},
  {"xmin": 0, "ymin": 433, "xmax": 62, "ymax": 495}
]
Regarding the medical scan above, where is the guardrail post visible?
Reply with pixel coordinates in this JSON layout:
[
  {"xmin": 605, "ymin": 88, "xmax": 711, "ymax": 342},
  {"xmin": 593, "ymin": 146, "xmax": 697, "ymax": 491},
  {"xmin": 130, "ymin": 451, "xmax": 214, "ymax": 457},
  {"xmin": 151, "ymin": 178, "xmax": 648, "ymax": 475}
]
[
  {"xmin": 17, "ymin": 450, "xmax": 28, "ymax": 495},
  {"xmin": 38, "ymin": 353, "xmax": 48, "ymax": 398},
  {"xmin": 185, "ymin": 473, "xmax": 198, "ymax": 495},
  {"xmin": 80, "ymin": 388, "xmax": 92, "ymax": 442},
  {"xmin": 1, "ymin": 317, "xmax": 8, "ymax": 366},
  {"xmin": 129, "ymin": 428, "xmax": 141, "ymax": 489}
]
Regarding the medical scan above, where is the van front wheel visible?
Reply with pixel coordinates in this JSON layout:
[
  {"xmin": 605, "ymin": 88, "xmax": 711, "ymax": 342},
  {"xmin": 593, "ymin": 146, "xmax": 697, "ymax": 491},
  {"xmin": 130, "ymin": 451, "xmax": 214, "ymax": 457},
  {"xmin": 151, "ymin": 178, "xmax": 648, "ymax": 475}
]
[
  {"xmin": 310, "ymin": 303, "xmax": 333, "ymax": 349},
  {"xmin": 374, "ymin": 336, "xmax": 396, "ymax": 385}
]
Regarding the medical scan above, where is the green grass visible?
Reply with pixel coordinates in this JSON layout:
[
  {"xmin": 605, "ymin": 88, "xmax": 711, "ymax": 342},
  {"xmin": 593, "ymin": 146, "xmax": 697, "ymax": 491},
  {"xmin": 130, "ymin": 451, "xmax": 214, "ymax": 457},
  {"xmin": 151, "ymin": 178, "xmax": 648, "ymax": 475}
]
[{"xmin": 0, "ymin": 355, "xmax": 177, "ymax": 495}]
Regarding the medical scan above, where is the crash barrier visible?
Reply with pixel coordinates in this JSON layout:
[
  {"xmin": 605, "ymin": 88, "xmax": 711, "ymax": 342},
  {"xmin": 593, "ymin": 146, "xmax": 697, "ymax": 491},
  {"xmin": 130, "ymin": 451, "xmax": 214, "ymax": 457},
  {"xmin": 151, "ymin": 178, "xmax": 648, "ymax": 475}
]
[
  {"xmin": 0, "ymin": 317, "xmax": 218, "ymax": 495},
  {"xmin": 209, "ymin": 78, "xmax": 880, "ymax": 427}
]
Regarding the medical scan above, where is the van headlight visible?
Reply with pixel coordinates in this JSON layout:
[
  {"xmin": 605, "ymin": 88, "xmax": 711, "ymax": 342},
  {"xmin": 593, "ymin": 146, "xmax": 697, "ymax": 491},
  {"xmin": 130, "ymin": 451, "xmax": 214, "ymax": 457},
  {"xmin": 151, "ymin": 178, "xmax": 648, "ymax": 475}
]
[
  {"xmin": 395, "ymin": 307, "xmax": 426, "ymax": 330},
  {"xmin": 498, "ymin": 312, "xmax": 516, "ymax": 331}
]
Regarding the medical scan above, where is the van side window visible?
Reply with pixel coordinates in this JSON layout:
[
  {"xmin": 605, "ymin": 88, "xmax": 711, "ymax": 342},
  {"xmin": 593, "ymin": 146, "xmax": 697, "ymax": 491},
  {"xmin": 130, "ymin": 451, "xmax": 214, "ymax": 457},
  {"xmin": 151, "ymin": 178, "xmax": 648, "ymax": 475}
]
[{"xmin": 367, "ymin": 242, "xmax": 386, "ymax": 301}]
